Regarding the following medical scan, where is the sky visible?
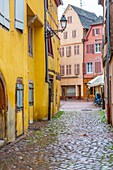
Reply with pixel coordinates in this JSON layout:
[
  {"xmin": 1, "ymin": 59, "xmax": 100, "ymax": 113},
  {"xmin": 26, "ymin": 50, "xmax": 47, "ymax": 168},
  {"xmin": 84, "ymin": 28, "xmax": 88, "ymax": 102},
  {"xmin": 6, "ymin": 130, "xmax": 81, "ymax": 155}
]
[{"xmin": 58, "ymin": 0, "xmax": 103, "ymax": 19}]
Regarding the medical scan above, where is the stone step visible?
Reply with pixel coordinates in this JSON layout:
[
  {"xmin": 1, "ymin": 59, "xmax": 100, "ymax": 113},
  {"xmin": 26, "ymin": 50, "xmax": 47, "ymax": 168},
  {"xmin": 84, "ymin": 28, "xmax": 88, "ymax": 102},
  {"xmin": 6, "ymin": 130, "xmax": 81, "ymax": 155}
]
[{"xmin": 0, "ymin": 140, "xmax": 5, "ymax": 147}]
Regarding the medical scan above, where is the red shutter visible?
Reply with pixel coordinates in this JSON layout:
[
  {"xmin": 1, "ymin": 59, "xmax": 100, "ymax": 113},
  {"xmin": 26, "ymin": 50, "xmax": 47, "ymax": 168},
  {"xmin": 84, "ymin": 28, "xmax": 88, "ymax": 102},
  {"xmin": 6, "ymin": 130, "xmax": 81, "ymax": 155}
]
[
  {"xmin": 83, "ymin": 63, "xmax": 86, "ymax": 74},
  {"xmin": 92, "ymin": 29, "xmax": 95, "ymax": 36},
  {"xmin": 86, "ymin": 45, "xmax": 88, "ymax": 53},
  {"xmin": 92, "ymin": 44, "xmax": 94, "ymax": 54},
  {"xmin": 48, "ymin": 37, "xmax": 53, "ymax": 55},
  {"xmin": 95, "ymin": 62, "xmax": 101, "ymax": 73}
]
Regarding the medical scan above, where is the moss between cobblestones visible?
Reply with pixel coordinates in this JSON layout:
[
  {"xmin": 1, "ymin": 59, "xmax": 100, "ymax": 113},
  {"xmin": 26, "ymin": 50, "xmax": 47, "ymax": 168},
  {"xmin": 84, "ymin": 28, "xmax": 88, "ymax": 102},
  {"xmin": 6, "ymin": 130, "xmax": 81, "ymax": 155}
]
[
  {"xmin": 52, "ymin": 110, "xmax": 64, "ymax": 120},
  {"xmin": 100, "ymin": 110, "xmax": 107, "ymax": 123}
]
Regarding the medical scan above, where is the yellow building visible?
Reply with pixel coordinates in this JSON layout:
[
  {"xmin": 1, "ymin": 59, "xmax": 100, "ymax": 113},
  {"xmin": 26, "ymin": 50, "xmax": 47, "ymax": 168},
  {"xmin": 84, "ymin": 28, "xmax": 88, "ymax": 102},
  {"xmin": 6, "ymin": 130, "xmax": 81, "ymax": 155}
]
[
  {"xmin": 0, "ymin": 0, "xmax": 62, "ymax": 144},
  {"xmin": 45, "ymin": 0, "xmax": 63, "ymax": 119}
]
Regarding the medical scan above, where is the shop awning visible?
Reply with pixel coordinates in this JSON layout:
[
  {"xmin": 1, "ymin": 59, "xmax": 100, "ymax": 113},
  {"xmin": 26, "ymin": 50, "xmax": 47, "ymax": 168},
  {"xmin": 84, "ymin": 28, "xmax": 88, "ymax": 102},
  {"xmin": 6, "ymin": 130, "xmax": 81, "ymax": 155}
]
[{"xmin": 87, "ymin": 75, "xmax": 104, "ymax": 87}]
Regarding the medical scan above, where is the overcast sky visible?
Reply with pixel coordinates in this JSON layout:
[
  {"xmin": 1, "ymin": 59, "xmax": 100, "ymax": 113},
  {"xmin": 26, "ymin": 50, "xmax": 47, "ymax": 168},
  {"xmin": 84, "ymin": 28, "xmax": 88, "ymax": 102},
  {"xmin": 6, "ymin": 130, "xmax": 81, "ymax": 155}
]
[{"xmin": 58, "ymin": 0, "xmax": 103, "ymax": 19}]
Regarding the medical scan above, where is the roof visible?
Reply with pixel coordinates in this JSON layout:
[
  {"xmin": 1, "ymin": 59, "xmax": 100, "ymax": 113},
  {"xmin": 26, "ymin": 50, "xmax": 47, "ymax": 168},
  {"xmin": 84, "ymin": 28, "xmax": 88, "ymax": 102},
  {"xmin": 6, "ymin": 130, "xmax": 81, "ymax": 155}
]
[
  {"xmin": 91, "ymin": 16, "xmax": 103, "ymax": 25},
  {"xmin": 87, "ymin": 75, "xmax": 104, "ymax": 87},
  {"xmin": 70, "ymin": 5, "xmax": 97, "ymax": 29}
]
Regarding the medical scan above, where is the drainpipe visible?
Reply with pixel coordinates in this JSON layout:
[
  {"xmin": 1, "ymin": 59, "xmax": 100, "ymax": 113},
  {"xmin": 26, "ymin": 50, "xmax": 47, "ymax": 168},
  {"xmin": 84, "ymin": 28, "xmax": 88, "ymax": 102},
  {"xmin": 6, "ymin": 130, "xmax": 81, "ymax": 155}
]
[
  {"xmin": 44, "ymin": 0, "xmax": 51, "ymax": 120},
  {"xmin": 106, "ymin": 0, "xmax": 111, "ymax": 124}
]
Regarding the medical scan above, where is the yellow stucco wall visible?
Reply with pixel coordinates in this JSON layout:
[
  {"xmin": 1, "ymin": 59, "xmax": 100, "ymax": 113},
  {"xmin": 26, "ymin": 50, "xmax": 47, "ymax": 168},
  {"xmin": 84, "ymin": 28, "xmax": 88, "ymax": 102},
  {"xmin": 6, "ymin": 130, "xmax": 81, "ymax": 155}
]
[{"xmin": 0, "ymin": 0, "xmax": 48, "ymax": 142}]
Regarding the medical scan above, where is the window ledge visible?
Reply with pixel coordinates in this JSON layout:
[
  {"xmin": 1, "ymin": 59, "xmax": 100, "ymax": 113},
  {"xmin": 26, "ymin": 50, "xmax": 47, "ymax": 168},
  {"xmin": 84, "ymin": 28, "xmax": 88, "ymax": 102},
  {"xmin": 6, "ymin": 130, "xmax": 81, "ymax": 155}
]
[{"xmin": 28, "ymin": 52, "xmax": 33, "ymax": 57}]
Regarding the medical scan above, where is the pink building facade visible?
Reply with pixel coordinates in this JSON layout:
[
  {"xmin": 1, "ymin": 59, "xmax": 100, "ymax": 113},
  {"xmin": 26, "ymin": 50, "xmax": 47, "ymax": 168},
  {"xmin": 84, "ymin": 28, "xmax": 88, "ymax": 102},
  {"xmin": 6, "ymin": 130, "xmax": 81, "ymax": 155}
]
[{"xmin": 83, "ymin": 16, "xmax": 103, "ymax": 99}]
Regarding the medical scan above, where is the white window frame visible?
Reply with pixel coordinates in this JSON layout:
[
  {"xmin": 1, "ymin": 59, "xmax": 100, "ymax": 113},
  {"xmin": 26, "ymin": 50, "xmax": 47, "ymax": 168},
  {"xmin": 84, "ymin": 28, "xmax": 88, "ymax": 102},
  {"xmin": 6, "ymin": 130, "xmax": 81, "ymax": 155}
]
[
  {"xmin": 15, "ymin": 0, "xmax": 24, "ymax": 31},
  {"xmin": 0, "ymin": 0, "xmax": 10, "ymax": 29},
  {"xmin": 86, "ymin": 62, "xmax": 93, "ymax": 73},
  {"xmin": 95, "ymin": 43, "xmax": 101, "ymax": 53}
]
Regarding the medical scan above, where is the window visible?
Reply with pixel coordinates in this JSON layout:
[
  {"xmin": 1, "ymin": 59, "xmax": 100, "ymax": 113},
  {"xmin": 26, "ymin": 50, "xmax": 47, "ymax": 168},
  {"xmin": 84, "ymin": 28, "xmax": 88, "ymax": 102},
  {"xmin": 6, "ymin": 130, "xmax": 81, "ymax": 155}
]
[
  {"xmin": 63, "ymin": 32, "xmax": 67, "ymax": 39},
  {"xmin": 95, "ymin": 43, "xmax": 101, "ymax": 53},
  {"xmin": 74, "ymin": 64, "xmax": 80, "ymax": 75},
  {"xmin": 92, "ymin": 28, "xmax": 100, "ymax": 36},
  {"xmin": 60, "ymin": 47, "xmax": 64, "ymax": 57},
  {"xmin": 29, "ymin": 83, "xmax": 34, "ymax": 106},
  {"xmin": 87, "ymin": 62, "xmax": 93, "ymax": 73},
  {"xmin": 28, "ymin": 27, "xmax": 33, "ymax": 55},
  {"xmin": 66, "ymin": 86, "xmax": 75, "ymax": 96},
  {"xmin": 0, "ymin": 0, "xmax": 10, "ymax": 29},
  {"xmin": 74, "ymin": 45, "xmax": 79, "ymax": 55},
  {"xmin": 15, "ymin": 0, "xmax": 24, "ymax": 30},
  {"xmin": 95, "ymin": 62, "xmax": 101, "ymax": 73},
  {"xmin": 60, "ymin": 65, "xmax": 65, "ymax": 75},
  {"xmin": 66, "ymin": 46, "xmax": 71, "ymax": 57},
  {"xmin": 86, "ymin": 44, "xmax": 94, "ymax": 54},
  {"xmin": 48, "ymin": 37, "xmax": 53, "ymax": 56},
  {"xmin": 16, "ymin": 80, "xmax": 24, "ymax": 111},
  {"xmin": 68, "ymin": 16, "xmax": 72, "ymax": 23},
  {"xmin": 66, "ymin": 65, "xmax": 71, "ymax": 75},
  {"xmin": 72, "ymin": 30, "xmax": 76, "ymax": 38}
]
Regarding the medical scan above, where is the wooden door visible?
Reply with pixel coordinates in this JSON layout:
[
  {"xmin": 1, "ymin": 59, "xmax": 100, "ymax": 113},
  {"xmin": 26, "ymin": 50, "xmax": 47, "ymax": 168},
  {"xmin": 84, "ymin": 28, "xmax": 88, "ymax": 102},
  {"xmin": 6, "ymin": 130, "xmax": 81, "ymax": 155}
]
[{"xmin": 0, "ymin": 79, "xmax": 6, "ymax": 139}]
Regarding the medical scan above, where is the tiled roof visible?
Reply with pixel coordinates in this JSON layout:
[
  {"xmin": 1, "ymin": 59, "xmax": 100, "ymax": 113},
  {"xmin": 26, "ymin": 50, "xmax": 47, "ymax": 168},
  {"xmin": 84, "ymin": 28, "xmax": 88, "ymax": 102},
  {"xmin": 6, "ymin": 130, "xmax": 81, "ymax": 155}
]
[
  {"xmin": 91, "ymin": 16, "xmax": 103, "ymax": 25},
  {"xmin": 71, "ymin": 5, "xmax": 97, "ymax": 29}
]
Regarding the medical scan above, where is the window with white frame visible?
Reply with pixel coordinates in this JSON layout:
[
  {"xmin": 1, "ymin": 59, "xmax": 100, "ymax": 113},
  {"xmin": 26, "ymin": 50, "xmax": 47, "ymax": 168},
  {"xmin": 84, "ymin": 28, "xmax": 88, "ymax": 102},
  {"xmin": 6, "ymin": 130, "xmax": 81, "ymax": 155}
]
[
  {"xmin": 0, "ymin": 0, "xmax": 10, "ymax": 29},
  {"xmin": 60, "ymin": 65, "xmax": 65, "ymax": 75},
  {"xmin": 63, "ymin": 32, "xmax": 67, "ymax": 39},
  {"xmin": 66, "ymin": 65, "xmax": 71, "ymax": 75},
  {"xmin": 72, "ymin": 30, "xmax": 76, "ymax": 38},
  {"xmin": 15, "ymin": 0, "xmax": 24, "ymax": 31},
  {"xmin": 74, "ymin": 64, "xmax": 80, "ymax": 75},
  {"xmin": 86, "ymin": 62, "xmax": 93, "ymax": 73},
  {"xmin": 95, "ymin": 43, "xmax": 101, "ymax": 53},
  {"xmin": 74, "ymin": 45, "xmax": 79, "ymax": 55},
  {"xmin": 68, "ymin": 16, "xmax": 72, "ymax": 23},
  {"xmin": 92, "ymin": 28, "xmax": 100, "ymax": 36},
  {"xmin": 66, "ymin": 46, "xmax": 71, "ymax": 57},
  {"xmin": 60, "ymin": 47, "xmax": 64, "ymax": 57}
]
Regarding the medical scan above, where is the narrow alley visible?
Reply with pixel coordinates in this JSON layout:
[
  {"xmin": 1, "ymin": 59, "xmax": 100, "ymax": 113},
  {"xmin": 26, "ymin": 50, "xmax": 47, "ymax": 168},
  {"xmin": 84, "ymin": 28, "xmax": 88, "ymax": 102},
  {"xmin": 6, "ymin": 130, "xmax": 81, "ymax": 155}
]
[{"xmin": 0, "ymin": 100, "xmax": 113, "ymax": 170}]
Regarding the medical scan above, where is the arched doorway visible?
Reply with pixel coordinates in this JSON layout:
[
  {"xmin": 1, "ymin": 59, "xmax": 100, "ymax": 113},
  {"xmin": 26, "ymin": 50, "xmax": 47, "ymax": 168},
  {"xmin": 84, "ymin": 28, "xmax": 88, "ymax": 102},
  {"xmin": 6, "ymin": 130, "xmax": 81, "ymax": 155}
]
[{"xmin": 0, "ymin": 75, "xmax": 7, "ymax": 139}]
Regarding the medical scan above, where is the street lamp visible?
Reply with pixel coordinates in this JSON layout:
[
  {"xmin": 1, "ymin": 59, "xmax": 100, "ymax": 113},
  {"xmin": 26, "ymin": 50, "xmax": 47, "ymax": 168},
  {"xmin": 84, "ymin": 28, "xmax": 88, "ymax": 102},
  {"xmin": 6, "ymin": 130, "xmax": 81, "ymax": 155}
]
[{"xmin": 46, "ymin": 15, "xmax": 67, "ymax": 38}]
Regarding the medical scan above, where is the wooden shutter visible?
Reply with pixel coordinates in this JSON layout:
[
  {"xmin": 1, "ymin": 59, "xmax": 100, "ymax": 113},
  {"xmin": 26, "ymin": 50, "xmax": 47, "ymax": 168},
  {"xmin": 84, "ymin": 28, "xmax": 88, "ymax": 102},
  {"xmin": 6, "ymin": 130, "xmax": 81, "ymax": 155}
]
[
  {"xmin": 86, "ymin": 45, "xmax": 88, "ymax": 53},
  {"xmin": 0, "ymin": 0, "xmax": 4, "ymax": 25},
  {"xmin": 92, "ymin": 29, "xmax": 95, "ymax": 36},
  {"xmin": 4, "ymin": 0, "xmax": 10, "ymax": 29},
  {"xmin": 83, "ymin": 63, "xmax": 86, "ymax": 74},
  {"xmin": 77, "ymin": 64, "xmax": 80, "ymax": 74},
  {"xmin": 66, "ymin": 65, "xmax": 68, "ymax": 75},
  {"xmin": 48, "ymin": 37, "xmax": 53, "ymax": 56},
  {"xmin": 77, "ymin": 45, "xmax": 79, "ymax": 54},
  {"xmin": 91, "ymin": 44, "xmax": 94, "ymax": 54},
  {"xmin": 69, "ymin": 65, "xmax": 71, "ymax": 74},
  {"xmin": 95, "ymin": 62, "xmax": 101, "ymax": 73},
  {"xmin": 15, "ymin": 0, "xmax": 24, "ymax": 30}
]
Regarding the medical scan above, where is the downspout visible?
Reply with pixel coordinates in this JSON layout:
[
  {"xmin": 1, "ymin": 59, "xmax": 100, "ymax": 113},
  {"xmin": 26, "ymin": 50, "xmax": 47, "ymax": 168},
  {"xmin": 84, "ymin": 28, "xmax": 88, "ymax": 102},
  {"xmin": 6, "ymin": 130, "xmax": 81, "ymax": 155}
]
[
  {"xmin": 44, "ymin": 0, "xmax": 51, "ymax": 120},
  {"xmin": 106, "ymin": 0, "xmax": 111, "ymax": 124}
]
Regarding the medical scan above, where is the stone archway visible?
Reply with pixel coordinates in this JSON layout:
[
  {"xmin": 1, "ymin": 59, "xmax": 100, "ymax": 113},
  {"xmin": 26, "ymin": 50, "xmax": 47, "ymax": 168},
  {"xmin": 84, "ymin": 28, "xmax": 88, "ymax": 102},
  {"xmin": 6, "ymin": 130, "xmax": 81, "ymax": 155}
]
[{"xmin": 0, "ymin": 74, "xmax": 7, "ymax": 139}]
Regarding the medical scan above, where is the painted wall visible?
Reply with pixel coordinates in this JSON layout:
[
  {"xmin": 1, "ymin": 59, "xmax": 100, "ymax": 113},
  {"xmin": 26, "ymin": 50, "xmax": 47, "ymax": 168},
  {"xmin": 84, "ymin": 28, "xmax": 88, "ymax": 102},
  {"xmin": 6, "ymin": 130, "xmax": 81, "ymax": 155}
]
[
  {"xmin": 0, "ymin": 0, "xmax": 47, "ymax": 142},
  {"xmin": 60, "ymin": 5, "xmax": 84, "ymax": 99},
  {"xmin": 83, "ymin": 23, "xmax": 103, "ymax": 98}
]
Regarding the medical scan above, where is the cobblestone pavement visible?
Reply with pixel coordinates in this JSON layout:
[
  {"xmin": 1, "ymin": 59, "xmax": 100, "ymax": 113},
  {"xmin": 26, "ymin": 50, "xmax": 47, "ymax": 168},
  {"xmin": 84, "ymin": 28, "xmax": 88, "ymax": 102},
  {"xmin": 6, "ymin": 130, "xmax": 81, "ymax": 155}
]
[{"xmin": 1, "ymin": 100, "xmax": 113, "ymax": 170}]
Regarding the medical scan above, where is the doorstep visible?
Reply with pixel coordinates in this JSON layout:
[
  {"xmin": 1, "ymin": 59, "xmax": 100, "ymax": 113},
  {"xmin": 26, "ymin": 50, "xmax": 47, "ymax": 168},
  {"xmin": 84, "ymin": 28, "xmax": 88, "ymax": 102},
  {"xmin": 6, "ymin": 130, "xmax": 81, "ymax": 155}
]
[{"xmin": 0, "ymin": 140, "xmax": 5, "ymax": 147}]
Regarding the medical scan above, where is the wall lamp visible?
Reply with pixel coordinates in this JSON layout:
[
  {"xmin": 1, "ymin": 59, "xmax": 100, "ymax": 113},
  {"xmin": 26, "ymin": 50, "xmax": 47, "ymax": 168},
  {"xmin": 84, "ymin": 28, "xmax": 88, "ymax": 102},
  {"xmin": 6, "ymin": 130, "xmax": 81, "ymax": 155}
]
[{"xmin": 46, "ymin": 15, "xmax": 67, "ymax": 38}]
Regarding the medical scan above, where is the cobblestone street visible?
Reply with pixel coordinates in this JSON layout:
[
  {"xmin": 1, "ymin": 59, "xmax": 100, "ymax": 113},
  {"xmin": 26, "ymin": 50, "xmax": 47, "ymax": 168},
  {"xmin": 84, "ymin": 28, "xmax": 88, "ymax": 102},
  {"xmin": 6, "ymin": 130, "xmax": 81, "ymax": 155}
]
[{"xmin": 1, "ymin": 100, "xmax": 113, "ymax": 170}]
